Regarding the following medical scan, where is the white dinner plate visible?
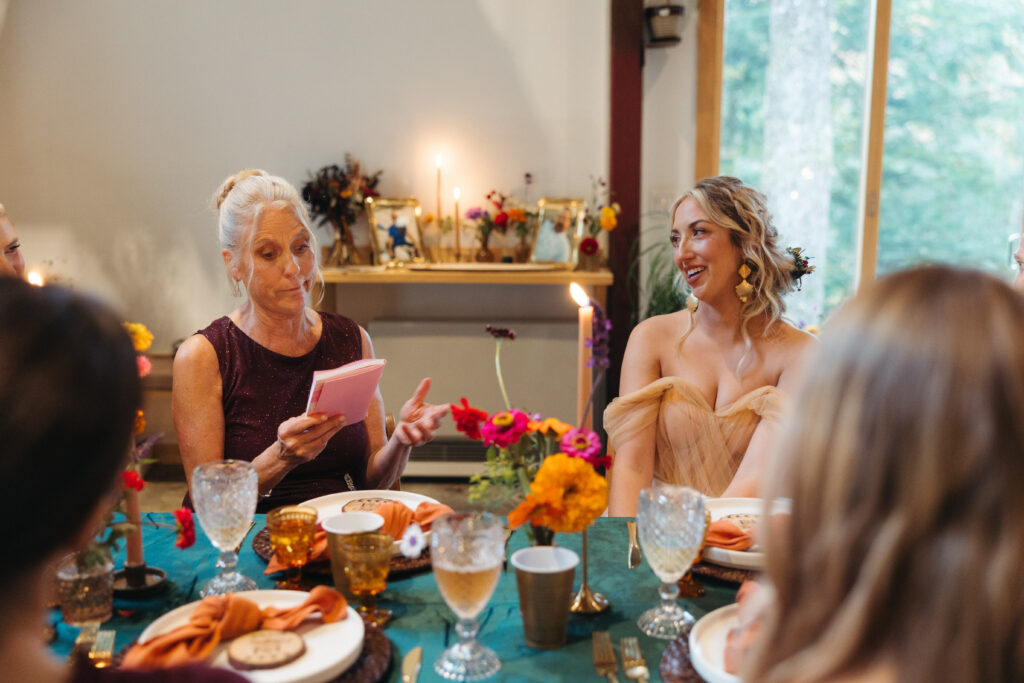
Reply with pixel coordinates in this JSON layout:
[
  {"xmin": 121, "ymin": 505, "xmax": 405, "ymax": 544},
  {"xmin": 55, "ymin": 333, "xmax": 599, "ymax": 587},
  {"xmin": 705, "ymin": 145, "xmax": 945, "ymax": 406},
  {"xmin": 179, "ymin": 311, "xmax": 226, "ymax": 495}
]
[
  {"xmin": 301, "ymin": 489, "xmax": 442, "ymax": 555},
  {"xmin": 701, "ymin": 497, "xmax": 790, "ymax": 570},
  {"xmin": 138, "ymin": 590, "xmax": 364, "ymax": 683},
  {"xmin": 299, "ymin": 489, "xmax": 440, "ymax": 523},
  {"xmin": 689, "ymin": 603, "xmax": 741, "ymax": 683}
]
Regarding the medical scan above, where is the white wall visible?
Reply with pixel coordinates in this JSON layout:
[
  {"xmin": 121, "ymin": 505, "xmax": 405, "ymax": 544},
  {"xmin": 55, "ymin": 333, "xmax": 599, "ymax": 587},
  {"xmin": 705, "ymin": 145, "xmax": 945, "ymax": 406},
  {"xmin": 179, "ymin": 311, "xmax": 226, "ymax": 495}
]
[
  {"xmin": 0, "ymin": 0, "xmax": 610, "ymax": 351},
  {"xmin": 640, "ymin": 0, "xmax": 699, "ymax": 298}
]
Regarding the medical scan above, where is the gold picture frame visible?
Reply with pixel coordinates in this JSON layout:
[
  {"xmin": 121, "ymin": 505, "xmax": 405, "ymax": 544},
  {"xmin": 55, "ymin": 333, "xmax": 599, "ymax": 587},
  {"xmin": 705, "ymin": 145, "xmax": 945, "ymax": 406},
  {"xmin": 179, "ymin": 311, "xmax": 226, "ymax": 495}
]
[
  {"xmin": 365, "ymin": 197, "xmax": 425, "ymax": 266},
  {"xmin": 531, "ymin": 197, "xmax": 586, "ymax": 266}
]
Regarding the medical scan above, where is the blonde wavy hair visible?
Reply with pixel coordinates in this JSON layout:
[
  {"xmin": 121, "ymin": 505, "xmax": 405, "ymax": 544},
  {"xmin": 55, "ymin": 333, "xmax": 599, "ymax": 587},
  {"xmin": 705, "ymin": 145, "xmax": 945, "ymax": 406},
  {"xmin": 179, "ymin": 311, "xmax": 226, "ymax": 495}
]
[
  {"xmin": 674, "ymin": 176, "xmax": 795, "ymax": 340},
  {"xmin": 746, "ymin": 266, "xmax": 1024, "ymax": 683},
  {"xmin": 213, "ymin": 169, "xmax": 323, "ymax": 302}
]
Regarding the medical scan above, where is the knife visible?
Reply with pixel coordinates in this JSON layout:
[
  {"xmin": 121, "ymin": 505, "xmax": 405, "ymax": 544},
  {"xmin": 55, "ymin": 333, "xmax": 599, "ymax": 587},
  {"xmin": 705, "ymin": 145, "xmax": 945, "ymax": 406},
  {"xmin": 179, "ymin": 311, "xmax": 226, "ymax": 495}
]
[{"xmin": 402, "ymin": 646, "xmax": 423, "ymax": 683}]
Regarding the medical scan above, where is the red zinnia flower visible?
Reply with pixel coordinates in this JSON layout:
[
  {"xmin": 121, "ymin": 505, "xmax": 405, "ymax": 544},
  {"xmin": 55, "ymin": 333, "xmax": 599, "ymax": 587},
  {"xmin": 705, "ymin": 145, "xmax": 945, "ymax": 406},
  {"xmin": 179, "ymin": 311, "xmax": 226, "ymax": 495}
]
[
  {"xmin": 121, "ymin": 470, "xmax": 146, "ymax": 491},
  {"xmin": 494, "ymin": 211, "xmax": 509, "ymax": 228},
  {"xmin": 580, "ymin": 237, "xmax": 599, "ymax": 255},
  {"xmin": 173, "ymin": 507, "xmax": 196, "ymax": 549},
  {"xmin": 450, "ymin": 397, "xmax": 489, "ymax": 441}
]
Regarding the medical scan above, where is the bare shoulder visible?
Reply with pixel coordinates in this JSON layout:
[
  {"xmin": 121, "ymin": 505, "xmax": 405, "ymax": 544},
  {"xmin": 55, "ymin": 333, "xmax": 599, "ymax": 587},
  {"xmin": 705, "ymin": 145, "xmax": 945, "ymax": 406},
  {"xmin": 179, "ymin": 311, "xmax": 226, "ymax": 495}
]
[
  {"xmin": 764, "ymin": 320, "xmax": 818, "ymax": 385},
  {"xmin": 627, "ymin": 310, "xmax": 689, "ymax": 349},
  {"xmin": 173, "ymin": 333, "xmax": 219, "ymax": 378}
]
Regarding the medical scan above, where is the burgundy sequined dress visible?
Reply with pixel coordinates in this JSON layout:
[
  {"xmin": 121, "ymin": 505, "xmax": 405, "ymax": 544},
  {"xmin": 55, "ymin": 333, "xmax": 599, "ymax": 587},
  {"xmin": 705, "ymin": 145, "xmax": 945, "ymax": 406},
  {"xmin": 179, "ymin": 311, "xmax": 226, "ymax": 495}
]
[{"xmin": 196, "ymin": 313, "xmax": 371, "ymax": 513}]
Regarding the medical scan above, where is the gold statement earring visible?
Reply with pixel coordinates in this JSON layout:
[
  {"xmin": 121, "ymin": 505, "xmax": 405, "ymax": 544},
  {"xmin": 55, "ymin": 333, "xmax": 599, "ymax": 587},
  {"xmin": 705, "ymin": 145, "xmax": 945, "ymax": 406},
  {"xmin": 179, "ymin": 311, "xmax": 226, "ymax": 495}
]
[{"xmin": 735, "ymin": 263, "xmax": 754, "ymax": 303}]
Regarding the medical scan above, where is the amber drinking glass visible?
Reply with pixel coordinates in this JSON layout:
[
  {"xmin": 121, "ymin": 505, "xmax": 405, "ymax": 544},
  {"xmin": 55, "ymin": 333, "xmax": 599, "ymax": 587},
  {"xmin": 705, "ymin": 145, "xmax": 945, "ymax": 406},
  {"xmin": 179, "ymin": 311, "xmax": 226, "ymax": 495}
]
[
  {"xmin": 341, "ymin": 532, "xmax": 393, "ymax": 627},
  {"xmin": 267, "ymin": 505, "xmax": 318, "ymax": 589}
]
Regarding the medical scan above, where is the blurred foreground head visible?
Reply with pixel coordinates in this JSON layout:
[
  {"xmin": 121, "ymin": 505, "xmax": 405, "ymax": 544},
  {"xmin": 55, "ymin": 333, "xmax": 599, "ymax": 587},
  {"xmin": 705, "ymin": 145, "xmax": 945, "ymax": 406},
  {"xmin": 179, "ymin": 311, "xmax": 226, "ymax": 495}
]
[
  {"xmin": 0, "ymin": 279, "xmax": 140, "ymax": 585},
  {"xmin": 750, "ymin": 265, "xmax": 1024, "ymax": 683}
]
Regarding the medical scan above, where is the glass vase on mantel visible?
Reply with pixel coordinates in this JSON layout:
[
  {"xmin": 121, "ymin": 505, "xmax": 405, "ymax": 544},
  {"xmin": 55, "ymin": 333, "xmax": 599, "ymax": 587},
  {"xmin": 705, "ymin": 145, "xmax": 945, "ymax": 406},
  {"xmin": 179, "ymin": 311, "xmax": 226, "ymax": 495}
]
[{"xmin": 475, "ymin": 233, "xmax": 496, "ymax": 263}]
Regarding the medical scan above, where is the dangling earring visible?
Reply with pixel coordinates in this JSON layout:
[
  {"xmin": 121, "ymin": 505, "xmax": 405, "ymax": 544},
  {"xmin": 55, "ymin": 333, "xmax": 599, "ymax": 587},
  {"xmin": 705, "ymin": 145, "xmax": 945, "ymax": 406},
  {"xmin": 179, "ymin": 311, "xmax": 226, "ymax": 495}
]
[{"xmin": 735, "ymin": 263, "xmax": 754, "ymax": 303}]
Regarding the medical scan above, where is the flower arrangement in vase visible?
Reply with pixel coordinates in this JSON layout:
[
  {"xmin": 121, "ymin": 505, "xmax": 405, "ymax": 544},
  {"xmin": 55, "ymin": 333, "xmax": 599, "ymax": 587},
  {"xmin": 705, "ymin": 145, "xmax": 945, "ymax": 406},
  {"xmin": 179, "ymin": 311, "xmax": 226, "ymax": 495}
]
[
  {"xmin": 453, "ymin": 326, "xmax": 609, "ymax": 546},
  {"xmin": 465, "ymin": 191, "xmax": 531, "ymax": 263},
  {"xmin": 302, "ymin": 154, "xmax": 383, "ymax": 266},
  {"xmin": 577, "ymin": 177, "xmax": 620, "ymax": 271}
]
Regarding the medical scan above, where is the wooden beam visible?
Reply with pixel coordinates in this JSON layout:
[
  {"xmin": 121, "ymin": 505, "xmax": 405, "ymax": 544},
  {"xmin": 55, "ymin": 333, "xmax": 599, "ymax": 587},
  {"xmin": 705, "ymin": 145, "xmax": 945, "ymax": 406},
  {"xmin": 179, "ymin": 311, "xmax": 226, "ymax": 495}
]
[
  {"xmin": 695, "ymin": 0, "xmax": 725, "ymax": 180},
  {"xmin": 854, "ymin": 0, "xmax": 893, "ymax": 289},
  {"xmin": 608, "ymin": 0, "xmax": 644, "ymax": 403}
]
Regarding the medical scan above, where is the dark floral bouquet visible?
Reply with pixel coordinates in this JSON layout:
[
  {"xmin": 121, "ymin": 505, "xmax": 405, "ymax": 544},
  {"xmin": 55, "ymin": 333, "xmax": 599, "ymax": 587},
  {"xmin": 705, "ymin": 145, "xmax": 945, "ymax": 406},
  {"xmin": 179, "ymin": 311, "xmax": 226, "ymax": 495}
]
[{"xmin": 302, "ymin": 154, "xmax": 382, "ymax": 266}]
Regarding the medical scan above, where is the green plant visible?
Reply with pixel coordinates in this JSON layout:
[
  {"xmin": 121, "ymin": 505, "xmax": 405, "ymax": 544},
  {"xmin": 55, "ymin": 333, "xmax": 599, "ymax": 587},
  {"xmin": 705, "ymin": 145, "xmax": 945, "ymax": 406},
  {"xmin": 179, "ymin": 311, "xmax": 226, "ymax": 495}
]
[{"xmin": 628, "ymin": 224, "xmax": 685, "ymax": 323}]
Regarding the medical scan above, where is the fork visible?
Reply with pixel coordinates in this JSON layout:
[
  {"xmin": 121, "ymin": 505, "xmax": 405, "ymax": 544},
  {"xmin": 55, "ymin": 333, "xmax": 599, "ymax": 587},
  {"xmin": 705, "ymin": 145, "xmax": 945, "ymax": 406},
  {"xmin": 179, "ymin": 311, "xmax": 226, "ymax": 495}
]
[
  {"xmin": 626, "ymin": 521, "xmax": 642, "ymax": 569},
  {"xmin": 620, "ymin": 636, "xmax": 650, "ymax": 683},
  {"xmin": 592, "ymin": 631, "xmax": 620, "ymax": 682}
]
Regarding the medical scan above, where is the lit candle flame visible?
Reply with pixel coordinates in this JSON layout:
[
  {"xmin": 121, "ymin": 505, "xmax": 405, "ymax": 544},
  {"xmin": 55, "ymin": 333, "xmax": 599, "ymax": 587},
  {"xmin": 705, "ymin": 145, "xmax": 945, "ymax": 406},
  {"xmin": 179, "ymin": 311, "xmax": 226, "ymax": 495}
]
[
  {"xmin": 570, "ymin": 282, "xmax": 590, "ymax": 307},
  {"xmin": 27, "ymin": 270, "xmax": 45, "ymax": 287},
  {"xmin": 453, "ymin": 187, "xmax": 461, "ymax": 201},
  {"xmin": 435, "ymin": 154, "xmax": 443, "ymax": 168},
  {"xmin": 414, "ymin": 206, "xmax": 422, "ymax": 216}
]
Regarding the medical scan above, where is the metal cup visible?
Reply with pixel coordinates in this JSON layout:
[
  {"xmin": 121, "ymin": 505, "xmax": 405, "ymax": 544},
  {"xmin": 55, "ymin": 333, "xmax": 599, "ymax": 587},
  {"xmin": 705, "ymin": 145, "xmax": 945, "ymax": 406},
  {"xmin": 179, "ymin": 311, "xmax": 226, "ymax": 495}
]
[
  {"xmin": 510, "ymin": 546, "xmax": 580, "ymax": 649},
  {"xmin": 322, "ymin": 512, "xmax": 385, "ymax": 601}
]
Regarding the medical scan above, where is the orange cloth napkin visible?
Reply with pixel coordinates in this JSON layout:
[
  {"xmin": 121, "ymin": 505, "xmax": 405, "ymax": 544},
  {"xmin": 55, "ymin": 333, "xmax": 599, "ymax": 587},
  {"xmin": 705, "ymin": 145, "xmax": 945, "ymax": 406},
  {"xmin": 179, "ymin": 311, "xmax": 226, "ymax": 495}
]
[
  {"xmin": 704, "ymin": 519, "xmax": 754, "ymax": 551},
  {"xmin": 122, "ymin": 586, "xmax": 347, "ymax": 670},
  {"xmin": 264, "ymin": 501, "xmax": 454, "ymax": 575}
]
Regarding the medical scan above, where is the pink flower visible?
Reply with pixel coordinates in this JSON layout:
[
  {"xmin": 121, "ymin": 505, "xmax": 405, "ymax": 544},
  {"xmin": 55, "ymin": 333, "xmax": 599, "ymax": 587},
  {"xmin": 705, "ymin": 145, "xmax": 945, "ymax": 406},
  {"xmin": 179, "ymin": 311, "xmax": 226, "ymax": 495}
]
[
  {"xmin": 480, "ymin": 410, "xmax": 530, "ymax": 448},
  {"xmin": 136, "ymin": 355, "xmax": 152, "ymax": 378},
  {"xmin": 561, "ymin": 428, "xmax": 610, "ymax": 468},
  {"xmin": 173, "ymin": 507, "xmax": 196, "ymax": 549}
]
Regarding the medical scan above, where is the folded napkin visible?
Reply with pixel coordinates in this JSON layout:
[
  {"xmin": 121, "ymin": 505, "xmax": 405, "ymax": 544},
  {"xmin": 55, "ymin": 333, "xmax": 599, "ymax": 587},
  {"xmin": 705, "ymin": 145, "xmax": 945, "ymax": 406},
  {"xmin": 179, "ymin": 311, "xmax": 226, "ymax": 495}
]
[
  {"xmin": 122, "ymin": 586, "xmax": 347, "ymax": 670},
  {"xmin": 376, "ymin": 500, "xmax": 453, "ymax": 540},
  {"xmin": 264, "ymin": 501, "xmax": 454, "ymax": 574},
  {"xmin": 704, "ymin": 519, "xmax": 754, "ymax": 551}
]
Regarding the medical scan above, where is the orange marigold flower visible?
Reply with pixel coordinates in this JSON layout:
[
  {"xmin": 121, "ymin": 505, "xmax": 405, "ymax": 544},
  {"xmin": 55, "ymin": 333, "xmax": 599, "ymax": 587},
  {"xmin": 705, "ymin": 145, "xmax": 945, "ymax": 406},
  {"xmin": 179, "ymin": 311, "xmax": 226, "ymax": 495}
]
[
  {"xmin": 507, "ymin": 453, "xmax": 608, "ymax": 534},
  {"xmin": 122, "ymin": 322, "xmax": 153, "ymax": 352},
  {"xmin": 526, "ymin": 417, "xmax": 573, "ymax": 438},
  {"xmin": 133, "ymin": 409, "xmax": 146, "ymax": 435}
]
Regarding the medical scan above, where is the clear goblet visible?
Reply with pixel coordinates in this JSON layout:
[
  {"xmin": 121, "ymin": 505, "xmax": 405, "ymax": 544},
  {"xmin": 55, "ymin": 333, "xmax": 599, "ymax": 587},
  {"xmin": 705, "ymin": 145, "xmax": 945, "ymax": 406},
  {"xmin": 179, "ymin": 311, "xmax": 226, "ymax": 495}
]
[
  {"xmin": 191, "ymin": 460, "xmax": 259, "ymax": 596},
  {"xmin": 431, "ymin": 512, "xmax": 505, "ymax": 681},
  {"xmin": 636, "ymin": 484, "xmax": 706, "ymax": 639}
]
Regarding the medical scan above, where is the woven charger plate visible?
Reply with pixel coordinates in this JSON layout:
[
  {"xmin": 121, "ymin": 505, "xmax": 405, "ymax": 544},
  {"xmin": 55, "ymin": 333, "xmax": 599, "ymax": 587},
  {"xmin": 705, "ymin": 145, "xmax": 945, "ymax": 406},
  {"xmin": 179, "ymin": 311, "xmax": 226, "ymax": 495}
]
[
  {"xmin": 691, "ymin": 561, "xmax": 754, "ymax": 584},
  {"xmin": 252, "ymin": 527, "xmax": 432, "ymax": 577},
  {"xmin": 659, "ymin": 633, "xmax": 708, "ymax": 683},
  {"xmin": 113, "ymin": 623, "xmax": 392, "ymax": 683}
]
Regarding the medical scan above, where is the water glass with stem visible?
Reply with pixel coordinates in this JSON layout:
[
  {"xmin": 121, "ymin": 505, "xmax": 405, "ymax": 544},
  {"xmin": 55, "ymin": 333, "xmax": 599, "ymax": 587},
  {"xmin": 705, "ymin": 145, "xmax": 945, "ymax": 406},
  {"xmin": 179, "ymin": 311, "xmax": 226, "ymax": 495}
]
[
  {"xmin": 191, "ymin": 460, "xmax": 259, "ymax": 597},
  {"xmin": 635, "ymin": 484, "xmax": 706, "ymax": 639},
  {"xmin": 431, "ymin": 512, "xmax": 505, "ymax": 681}
]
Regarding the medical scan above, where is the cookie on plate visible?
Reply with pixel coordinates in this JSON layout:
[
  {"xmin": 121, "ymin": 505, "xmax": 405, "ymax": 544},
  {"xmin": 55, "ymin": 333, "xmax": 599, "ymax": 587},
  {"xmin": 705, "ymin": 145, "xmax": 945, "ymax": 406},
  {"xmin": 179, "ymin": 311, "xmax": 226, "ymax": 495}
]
[
  {"xmin": 342, "ymin": 497, "xmax": 394, "ymax": 513},
  {"xmin": 227, "ymin": 630, "xmax": 306, "ymax": 671}
]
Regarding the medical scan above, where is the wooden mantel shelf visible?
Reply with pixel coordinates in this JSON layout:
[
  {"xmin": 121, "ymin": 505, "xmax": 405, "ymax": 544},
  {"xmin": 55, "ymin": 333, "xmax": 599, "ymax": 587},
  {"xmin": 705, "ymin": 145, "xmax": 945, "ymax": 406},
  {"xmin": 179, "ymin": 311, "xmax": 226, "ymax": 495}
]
[{"xmin": 320, "ymin": 266, "xmax": 613, "ymax": 287}]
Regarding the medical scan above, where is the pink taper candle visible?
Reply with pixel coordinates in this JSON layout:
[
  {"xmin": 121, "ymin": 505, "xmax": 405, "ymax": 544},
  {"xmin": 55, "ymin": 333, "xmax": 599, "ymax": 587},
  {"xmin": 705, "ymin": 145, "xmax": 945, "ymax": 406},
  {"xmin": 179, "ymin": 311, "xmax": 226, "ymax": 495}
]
[
  {"xmin": 435, "ymin": 154, "xmax": 443, "ymax": 231},
  {"xmin": 125, "ymin": 488, "xmax": 144, "ymax": 566},
  {"xmin": 571, "ymin": 283, "xmax": 594, "ymax": 430}
]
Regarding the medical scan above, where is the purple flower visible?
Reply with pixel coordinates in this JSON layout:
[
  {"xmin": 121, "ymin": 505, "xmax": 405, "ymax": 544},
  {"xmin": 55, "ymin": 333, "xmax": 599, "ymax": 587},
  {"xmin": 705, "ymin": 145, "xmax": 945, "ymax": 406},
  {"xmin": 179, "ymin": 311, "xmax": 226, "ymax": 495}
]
[
  {"xmin": 466, "ymin": 207, "xmax": 484, "ymax": 220},
  {"xmin": 486, "ymin": 325, "xmax": 517, "ymax": 340}
]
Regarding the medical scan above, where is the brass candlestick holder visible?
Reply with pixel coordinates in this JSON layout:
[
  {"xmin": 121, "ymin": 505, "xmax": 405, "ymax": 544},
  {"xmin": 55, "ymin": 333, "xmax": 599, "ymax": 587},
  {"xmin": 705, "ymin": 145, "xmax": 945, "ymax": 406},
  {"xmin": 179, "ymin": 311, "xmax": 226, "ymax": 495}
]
[{"xmin": 570, "ymin": 526, "xmax": 609, "ymax": 614}]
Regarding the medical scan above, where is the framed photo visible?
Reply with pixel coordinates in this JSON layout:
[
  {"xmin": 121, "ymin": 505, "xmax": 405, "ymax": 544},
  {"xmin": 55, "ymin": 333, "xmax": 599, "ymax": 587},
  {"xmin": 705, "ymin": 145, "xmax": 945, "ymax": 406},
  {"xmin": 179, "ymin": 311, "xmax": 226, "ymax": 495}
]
[
  {"xmin": 365, "ymin": 197, "xmax": 425, "ymax": 265},
  {"xmin": 531, "ymin": 198, "xmax": 586, "ymax": 266}
]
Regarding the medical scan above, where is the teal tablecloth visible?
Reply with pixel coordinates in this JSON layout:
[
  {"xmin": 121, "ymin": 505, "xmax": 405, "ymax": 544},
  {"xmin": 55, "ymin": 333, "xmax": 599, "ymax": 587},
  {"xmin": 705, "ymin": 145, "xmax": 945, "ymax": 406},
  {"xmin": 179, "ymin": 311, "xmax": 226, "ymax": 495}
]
[{"xmin": 51, "ymin": 514, "xmax": 739, "ymax": 682}]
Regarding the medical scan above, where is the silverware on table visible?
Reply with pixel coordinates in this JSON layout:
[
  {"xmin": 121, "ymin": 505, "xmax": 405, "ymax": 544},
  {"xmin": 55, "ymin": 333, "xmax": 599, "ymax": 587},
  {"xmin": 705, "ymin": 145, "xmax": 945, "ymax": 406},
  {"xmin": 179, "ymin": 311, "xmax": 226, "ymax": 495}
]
[
  {"xmin": 626, "ymin": 521, "xmax": 642, "ymax": 569},
  {"xmin": 620, "ymin": 636, "xmax": 650, "ymax": 683},
  {"xmin": 592, "ymin": 630, "xmax": 620, "ymax": 682},
  {"xmin": 401, "ymin": 645, "xmax": 423, "ymax": 683}
]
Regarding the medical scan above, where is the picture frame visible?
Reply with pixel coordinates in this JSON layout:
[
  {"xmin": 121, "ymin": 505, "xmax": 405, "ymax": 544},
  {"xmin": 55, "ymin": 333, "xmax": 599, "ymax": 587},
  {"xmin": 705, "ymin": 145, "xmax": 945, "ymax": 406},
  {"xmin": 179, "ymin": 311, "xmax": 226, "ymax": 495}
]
[
  {"xmin": 365, "ymin": 197, "xmax": 425, "ymax": 266},
  {"xmin": 531, "ymin": 197, "xmax": 586, "ymax": 266}
]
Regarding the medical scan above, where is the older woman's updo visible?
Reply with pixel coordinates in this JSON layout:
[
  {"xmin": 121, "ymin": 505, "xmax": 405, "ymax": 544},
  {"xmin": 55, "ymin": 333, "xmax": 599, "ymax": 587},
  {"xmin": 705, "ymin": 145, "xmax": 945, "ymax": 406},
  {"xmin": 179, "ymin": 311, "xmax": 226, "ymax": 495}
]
[
  {"xmin": 213, "ymin": 169, "xmax": 321, "ymax": 296},
  {"xmin": 675, "ymin": 176, "xmax": 801, "ymax": 332}
]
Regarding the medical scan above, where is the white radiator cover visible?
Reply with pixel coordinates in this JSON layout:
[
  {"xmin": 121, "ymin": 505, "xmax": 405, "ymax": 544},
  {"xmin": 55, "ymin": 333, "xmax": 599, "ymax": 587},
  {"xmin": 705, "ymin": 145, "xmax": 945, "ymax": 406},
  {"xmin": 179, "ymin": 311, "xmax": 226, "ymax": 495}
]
[{"xmin": 367, "ymin": 319, "xmax": 578, "ymax": 441}]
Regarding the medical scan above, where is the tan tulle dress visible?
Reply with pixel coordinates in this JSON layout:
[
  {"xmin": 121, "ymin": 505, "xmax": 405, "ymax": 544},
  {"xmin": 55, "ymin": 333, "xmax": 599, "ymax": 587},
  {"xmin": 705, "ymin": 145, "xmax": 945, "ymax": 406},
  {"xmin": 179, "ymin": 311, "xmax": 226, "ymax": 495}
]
[{"xmin": 604, "ymin": 376, "xmax": 784, "ymax": 496}]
